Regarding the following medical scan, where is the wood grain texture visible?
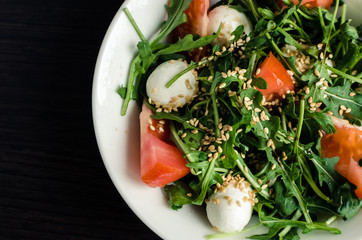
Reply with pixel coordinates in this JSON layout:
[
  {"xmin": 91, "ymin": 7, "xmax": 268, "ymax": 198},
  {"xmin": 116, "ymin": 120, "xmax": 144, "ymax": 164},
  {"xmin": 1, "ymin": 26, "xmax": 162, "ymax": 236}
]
[{"xmin": 0, "ymin": 1, "xmax": 161, "ymax": 239}]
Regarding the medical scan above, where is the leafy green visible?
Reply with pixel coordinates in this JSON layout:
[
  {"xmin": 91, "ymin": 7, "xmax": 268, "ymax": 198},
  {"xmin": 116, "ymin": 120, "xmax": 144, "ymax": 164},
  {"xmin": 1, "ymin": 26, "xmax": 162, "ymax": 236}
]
[{"xmin": 122, "ymin": 1, "xmax": 362, "ymax": 239}]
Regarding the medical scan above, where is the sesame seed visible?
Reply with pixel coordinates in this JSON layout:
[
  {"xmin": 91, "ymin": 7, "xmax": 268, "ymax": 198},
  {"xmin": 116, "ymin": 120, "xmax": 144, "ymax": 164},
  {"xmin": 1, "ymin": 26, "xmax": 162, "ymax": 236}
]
[
  {"xmin": 271, "ymin": 164, "xmax": 276, "ymax": 170},
  {"xmin": 305, "ymin": 86, "xmax": 310, "ymax": 94},
  {"xmin": 257, "ymin": 179, "xmax": 262, "ymax": 185},
  {"xmin": 261, "ymin": 184, "xmax": 268, "ymax": 190},
  {"xmin": 346, "ymin": 108, "xmax": 352, "ymax": 113},
  {"xmin": 181, "ymin": 133, "xmax": 187, "ymax": 138},
  {"xmin": 339, "ymin": 109, "xmax": 344, "ymax": 116},
  {"xmin": 319, "ymin": 52, "xmax": 324, "ymax": 60},
  {"xmin": 308, "ymin": 97, "xmax": 313, "ymax": 103},
  {"xmin": 318, "ymin": 130, "xmax": 323, "ymax": 137},
  {"xmin": 314, "ymin": 70, "xmax": 320, "ymax": 77},
  {"xmin": 267, "ymin": 139, "xmax": 273, "ymax": 148},
  {"xmin": 219, "ymin": 82, "xmax": 226, "ymax": 88},
  {"xmin": 255, "ymin": 68, "xmax": 261, "ymax": 75},
  {"xmin": 350, "ymin": 92, "xmax": 356, "ymax": 97},
  {"xmin": 352, "ymin": 70, "xmax": 357, "ymax": 76},
  {"xmin": 340, "ymin": 105, "xmax": 347, "ymax": 110},
  {"xmin": 150, "ymin": 125, "xmax": 155, "ymax": 131}
]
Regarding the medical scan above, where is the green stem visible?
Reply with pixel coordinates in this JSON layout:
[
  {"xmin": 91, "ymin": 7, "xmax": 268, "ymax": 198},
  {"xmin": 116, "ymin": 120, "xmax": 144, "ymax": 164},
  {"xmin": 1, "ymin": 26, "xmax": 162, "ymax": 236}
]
[
  {"xmin": 278, "ymin": 210, "xmax": 302, "ymax": 239},
  {"xmin": 325, "ymin": 65, "xmax": 362, "ymax": 84},
  {"xmin": 326, "ymin": 215, "xmax": 338, "ymax": 225},
  {"xmin": 323, "ymin": 0, "xmax": 340, "ymax": 63},
  {"xmin": 124, "ymin": 8, "xmax": 147, "ymax": 43},
  {"xmin": 246, "ymin": 0, "xmax": 259, "ymax": 22},
  {"xmin": 281, "ymin": 112, "xmax": 287, "ymax": 132},
  {"xmin": 236, "ymin": 155, "xmax": 270, "ymax": 200},
  {"xmin": 297, "ymin": 9, "xmax": 314, "ymax": 20},
  {"xmin": 166, "ymin": 58, "xmax": 210, "ymax": 88},
  {"xmin": 298, "ymin": 155, "xmax": 331, "ymax": 202},
  {"xmin": 193, "ymin": 157, "xmax": 217, "ymax": 205},
  {"xmin": 293, "ymin": 11, "xmax": 303, "ymax": 29},
  {"xmin": 318, "ymin": 7, "xmax": 326, "ymax": 36},
  {"xmin": 293, "ymin": 98, "xmax": 305, "ymax": 158},
  {"xmin": 340, "ymin": 4, "xmax": 347, "ymax": 25},
  {"xmin": 211, "ymin": 89, "xmax": 221, "ymax": 138},
  {"xmin": 121, "ymin": 55, "xmax": 141, "ymax": 116},
  {"xmin": 277, "ymin": 158, "xmax": 313, "ymax": 223},
  {"xmin": 284, "ymin": 19, "xmax": 308, "ymax": 39}
]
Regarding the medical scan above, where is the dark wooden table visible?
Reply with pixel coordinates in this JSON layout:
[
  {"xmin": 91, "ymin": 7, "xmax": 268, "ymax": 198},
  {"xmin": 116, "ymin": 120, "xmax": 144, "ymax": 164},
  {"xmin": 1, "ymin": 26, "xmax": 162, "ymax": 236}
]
[{"xmin": 0, "ymin": 1, "xmax": 161, "ymax": 239}]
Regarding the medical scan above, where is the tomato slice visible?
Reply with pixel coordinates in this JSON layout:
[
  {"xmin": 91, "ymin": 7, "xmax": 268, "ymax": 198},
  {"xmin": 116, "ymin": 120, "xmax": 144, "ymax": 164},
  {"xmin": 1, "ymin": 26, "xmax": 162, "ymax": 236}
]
[
  {"xmin": 139, "ymin": 104, "xmax": 190, "ymax": 188},
  {"xmin": 255, "ymin": 52, "xmax": 294, "ymax": 101},
  {"xmin": 176, "ymin": 0, "xmax": 209, "ymax": 38},
  {"xmin": 173, "ymin": 0, "xmax": 210, "ymax": 61},
  {"xmin": 321, "ymin": 116, "xmax": 362, "ymax": 198},
  {"xmin": 278, "ymin": 0, "xmax": 332, "ymax": 9}
]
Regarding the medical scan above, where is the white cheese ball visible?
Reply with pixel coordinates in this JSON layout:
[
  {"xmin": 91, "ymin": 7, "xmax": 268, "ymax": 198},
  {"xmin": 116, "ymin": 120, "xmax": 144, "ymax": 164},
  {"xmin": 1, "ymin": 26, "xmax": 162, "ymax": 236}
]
[
  {"xmin": 207, "ymin": 5, "xmax": 252, "ymax": 46},
  {"xmin": 206, "ymin": 182, "xmax": 254, "ymax": 233},
  {"xmin": 146, "ymin": 60, "xmax": 197, "ymax": 108}
]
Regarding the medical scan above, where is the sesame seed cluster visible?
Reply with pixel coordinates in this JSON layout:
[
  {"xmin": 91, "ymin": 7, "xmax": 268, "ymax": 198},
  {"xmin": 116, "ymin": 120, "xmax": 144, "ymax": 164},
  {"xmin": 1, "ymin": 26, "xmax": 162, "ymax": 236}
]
[{"xmin": 206, "ymin": 172, "xmax": 259, "ymax": 207}]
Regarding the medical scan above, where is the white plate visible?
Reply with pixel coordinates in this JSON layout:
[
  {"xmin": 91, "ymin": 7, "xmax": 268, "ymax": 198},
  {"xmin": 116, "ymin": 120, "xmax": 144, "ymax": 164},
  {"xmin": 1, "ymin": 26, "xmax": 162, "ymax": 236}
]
[{"xmin": 92, "ymin": 1, "xmax": 362, "ymax": 239}]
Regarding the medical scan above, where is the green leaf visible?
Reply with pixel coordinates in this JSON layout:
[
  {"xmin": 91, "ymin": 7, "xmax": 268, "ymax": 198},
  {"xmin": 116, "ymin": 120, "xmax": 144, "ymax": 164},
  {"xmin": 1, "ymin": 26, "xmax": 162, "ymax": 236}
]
[
  {"xmin": 230, "ymin": 24, "xmax": 245, "ymax": 41},
  {"xmin": 274, "ymin": 180, "xmax": 298, "ymax": 217},
  {"xmin": 151, "ymin": 0, "xmax": 193, "ymax": 46},
  {"xmin": 137, "ymin": 41, "xmax": 155, "ymax": 71},
  {"xmin": 336, "ymin": 182, "xmax": 362, "ymax": 220},
  {"xmin": 164, "ymin": 181, "xmax": 194, "ymax": 210},
  {"xmin": 324, "ymin": 84, "xmax": 362, "ymax": 119},
  {"xmin": 155, "ymin": 33, "xmax": 218, "ymax": 56},
  {"xmin": 252, "ymin": 77, "xmax": 268, "ymax": 89}
]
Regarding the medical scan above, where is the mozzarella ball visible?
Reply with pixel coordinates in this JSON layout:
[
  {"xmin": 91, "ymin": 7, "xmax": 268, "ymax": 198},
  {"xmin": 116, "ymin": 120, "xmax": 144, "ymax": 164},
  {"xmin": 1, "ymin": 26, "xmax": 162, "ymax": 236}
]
[
  {"xmin": 206, "ymin": 180, "xmax": 254, "ymax": 233},
  {"xmin": 207, "ymin": 5, "xmax": 252, "ymax": 46},
  {"xmin": 146, "ymin": 60, "xmax": 198, "ymax": 108}
]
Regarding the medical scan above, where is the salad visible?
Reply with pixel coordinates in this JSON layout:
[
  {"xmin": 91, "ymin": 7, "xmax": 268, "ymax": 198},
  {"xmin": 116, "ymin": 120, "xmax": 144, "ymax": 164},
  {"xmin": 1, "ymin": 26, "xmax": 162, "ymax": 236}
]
[{"xmin": 118, "ymin": 0, "xmax": 362, "ymax": 239}]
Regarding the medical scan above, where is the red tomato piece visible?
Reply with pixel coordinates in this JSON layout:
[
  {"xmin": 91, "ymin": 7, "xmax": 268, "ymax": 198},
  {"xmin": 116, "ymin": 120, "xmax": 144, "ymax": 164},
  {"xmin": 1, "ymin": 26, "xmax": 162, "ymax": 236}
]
[
  {"xmin": 173, "ymin": 0, "xmax": 210, "ymax": 61},
  {"xmin": 255, "ymin": 52, "xmax": 294, "ymax": 101},
  {"xmin": 278, "ymin": 0, "xmax": 332, "ymax": 9},
  {"xmin": 139, "ymin": 104, "xmax": 190, "ymax": 188},
  {"xmin": 321, "ymin": 116, "xmax": 362, "ymax": 198},
  {"xmin": 177, "ymin": 0, "xmax": 209, "ymax": 38}
]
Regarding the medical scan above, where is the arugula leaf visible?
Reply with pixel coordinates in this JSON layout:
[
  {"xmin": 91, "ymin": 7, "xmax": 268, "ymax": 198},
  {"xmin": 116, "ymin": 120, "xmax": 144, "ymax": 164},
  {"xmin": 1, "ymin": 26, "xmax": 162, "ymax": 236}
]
[
  {"xmin": 155, "ymin": 33, "xmax": 218, "ymax": 56},
  {"xmin": 151, "ymin": 0, "xmax": 192, "ymax": 47},
  {"xmin": 336, "ymin": 183, "xmax": 362, "ymax": 220},
  {"xmin": 164, "ymin": 181, "xmax": 194, "ymax": 210}
]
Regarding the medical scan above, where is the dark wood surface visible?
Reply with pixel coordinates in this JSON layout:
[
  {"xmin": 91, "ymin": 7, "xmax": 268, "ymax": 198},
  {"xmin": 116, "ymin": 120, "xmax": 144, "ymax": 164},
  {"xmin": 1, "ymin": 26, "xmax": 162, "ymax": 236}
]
[{"xmin": 0, "ymin": 1, "xmax": 161, "ymax": 239}]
